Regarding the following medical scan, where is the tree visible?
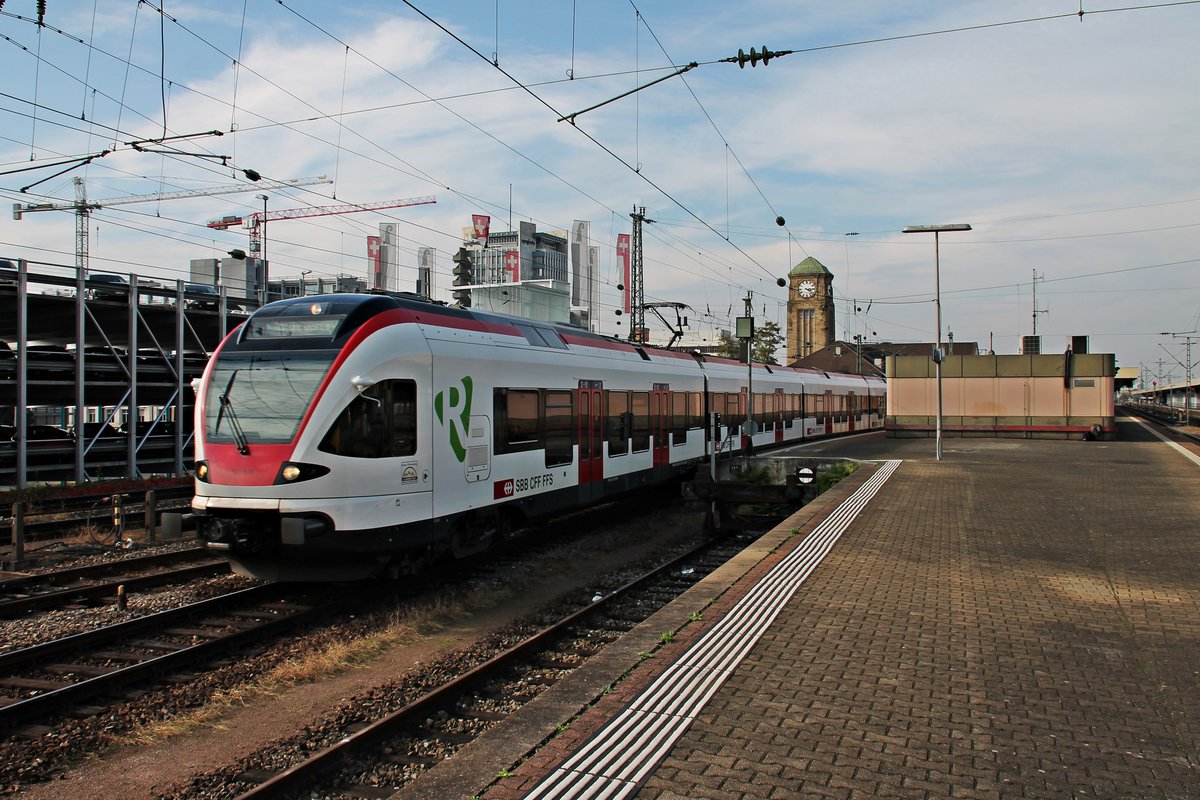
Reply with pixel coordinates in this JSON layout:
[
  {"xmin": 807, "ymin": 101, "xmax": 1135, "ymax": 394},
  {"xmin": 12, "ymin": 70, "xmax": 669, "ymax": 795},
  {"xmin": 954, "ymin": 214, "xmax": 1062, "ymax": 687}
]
[
  {"xmin": 752, "ymin": 320, "xmax": 784, "ymax": 365},
  {"xmin": 715, "ymin": 330, "xmax": 741, "ymax": 359},
  {"xmin": 713, "ymin": 320, "xmax": 784, "ymax": 365}
]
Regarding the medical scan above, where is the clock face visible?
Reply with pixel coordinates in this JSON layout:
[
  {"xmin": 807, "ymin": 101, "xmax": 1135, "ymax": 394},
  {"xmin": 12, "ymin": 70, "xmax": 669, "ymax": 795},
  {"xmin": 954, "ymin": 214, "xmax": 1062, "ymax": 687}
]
[{"xmin": 798, "ymin": 280, "xmax": 816, "ymax": 299}]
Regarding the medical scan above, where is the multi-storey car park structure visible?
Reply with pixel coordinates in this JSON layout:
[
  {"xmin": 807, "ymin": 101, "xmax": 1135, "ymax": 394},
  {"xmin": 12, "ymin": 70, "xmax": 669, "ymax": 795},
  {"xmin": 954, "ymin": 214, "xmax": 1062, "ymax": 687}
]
[{"xmin": 0, "ymin": 258, "xmax": 247, "ymax": 488}]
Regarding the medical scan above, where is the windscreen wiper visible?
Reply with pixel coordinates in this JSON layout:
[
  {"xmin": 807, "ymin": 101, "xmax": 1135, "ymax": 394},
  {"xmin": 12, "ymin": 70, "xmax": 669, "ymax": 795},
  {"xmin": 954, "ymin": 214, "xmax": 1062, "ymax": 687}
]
[{"xmin": 215, "ymin": 370, "xmax": 251, "ymax": 455}]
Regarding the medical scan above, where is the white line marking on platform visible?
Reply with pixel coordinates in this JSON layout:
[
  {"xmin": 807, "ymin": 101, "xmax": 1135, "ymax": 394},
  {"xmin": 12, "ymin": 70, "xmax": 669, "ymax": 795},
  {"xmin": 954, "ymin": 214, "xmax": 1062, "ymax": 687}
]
[{"xmin": 1128, "ymin": 416, "xmax": 1200, "ymax": 468}]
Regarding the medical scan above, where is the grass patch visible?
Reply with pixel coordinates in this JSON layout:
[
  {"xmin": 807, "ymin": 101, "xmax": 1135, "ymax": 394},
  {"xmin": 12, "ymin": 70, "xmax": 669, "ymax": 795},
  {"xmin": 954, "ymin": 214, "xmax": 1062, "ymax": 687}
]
[
  {"xmin": 817, "ymin": 461, "xmax": 858, "ymax": 493},
  {"xmin": 116, "ymin": 595, "xmax": 465, "ymax": 745}
]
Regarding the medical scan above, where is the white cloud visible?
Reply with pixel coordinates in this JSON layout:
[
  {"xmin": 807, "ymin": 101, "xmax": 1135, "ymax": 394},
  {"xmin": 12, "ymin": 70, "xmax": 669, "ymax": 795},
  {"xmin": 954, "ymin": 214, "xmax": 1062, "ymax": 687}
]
[{"xmin": 1, "ymin": 1, "xmax": 1197, "ymax": 374}]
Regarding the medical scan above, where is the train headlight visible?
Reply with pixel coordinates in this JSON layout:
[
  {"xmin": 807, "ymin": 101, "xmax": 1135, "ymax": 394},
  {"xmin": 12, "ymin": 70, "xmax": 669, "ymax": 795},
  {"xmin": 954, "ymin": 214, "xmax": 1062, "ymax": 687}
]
[
  {"xmin": 275, "ymin": 462, "xmax": 330, "ymax": 484},
  {"xmin": 195, "ymin": 461, "xmax": 210, "ymax": 482}
]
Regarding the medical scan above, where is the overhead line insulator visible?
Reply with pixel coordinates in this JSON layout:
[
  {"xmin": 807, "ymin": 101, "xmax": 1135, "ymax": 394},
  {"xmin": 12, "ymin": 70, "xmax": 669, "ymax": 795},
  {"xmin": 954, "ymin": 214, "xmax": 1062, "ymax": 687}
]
[{"xmin": 727, "ymin": 45, "xmax": 793, "ymax": 68}]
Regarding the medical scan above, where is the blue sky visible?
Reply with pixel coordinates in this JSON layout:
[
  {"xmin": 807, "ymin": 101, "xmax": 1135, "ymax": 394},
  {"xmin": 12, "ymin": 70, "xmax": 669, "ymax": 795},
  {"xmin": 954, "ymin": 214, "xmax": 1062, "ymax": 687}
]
[{"xmin": 2, "ymin": 1, "xmax": 1198, "ymax": 381}]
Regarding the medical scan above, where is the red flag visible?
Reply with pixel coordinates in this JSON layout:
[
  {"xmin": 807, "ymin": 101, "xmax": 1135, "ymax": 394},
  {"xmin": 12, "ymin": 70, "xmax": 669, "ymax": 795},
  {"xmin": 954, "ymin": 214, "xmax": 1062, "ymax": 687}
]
[
  {"xmin": 472, "ymin": 215, "xmax": 491, "ymax": 247},
  {"xmin": 617, "ymin": 233, "xmax": 631, "ymax": 314},
  {"xmin": 367, "ymin": 236, "xmax": 382, "ymax": 289},
  {"xmin": 504, "ymin": 250, "xmax": 520, "ymax": 282}
]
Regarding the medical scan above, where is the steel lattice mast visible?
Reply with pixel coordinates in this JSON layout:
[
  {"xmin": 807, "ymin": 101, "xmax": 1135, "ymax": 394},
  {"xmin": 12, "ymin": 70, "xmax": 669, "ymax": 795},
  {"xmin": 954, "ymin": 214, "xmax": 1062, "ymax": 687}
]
[{"xmin": 629, "ymin": 205, "xmax": 654, "ymax": 343}]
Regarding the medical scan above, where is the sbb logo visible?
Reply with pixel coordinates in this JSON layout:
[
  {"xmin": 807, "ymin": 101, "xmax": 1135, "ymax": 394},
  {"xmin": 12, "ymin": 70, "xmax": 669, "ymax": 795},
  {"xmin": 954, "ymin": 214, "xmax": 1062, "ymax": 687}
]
[{"xmin": 494, "ymin": 479, "xmax": 515, "ymax": 500}]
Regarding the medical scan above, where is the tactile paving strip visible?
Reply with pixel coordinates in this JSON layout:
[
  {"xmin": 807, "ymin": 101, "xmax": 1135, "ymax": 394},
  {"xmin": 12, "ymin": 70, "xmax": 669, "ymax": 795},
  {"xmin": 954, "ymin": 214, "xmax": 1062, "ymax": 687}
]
[{"xmin": 523, "ymin": 459, "xmax": 903, "ymax": 800}]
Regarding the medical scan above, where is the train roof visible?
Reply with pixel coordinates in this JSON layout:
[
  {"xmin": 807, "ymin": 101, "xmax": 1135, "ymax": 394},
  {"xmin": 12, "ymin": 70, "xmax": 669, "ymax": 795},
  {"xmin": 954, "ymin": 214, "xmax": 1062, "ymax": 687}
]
[{"xmin": 249, "ymin": 293, "xmax": 883, "ymax": 385}]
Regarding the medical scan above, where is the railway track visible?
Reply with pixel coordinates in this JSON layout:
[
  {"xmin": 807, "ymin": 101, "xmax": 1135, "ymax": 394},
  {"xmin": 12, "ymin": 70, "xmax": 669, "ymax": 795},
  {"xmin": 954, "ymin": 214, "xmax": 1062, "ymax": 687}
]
[
  {"xmin": 0, "ymin": 583, "xmax": 328, "ymax": 732},
  {"xmin": 181, "ymin": 531, "xmax": 749, "ymax": 799},
  {"xmin": 0, "ymin": 490, "xmax": 693, "ymax": 737},
  {"xmin": 0, "ymin": 487, "xmax": 728, "ymax": 795},
  {"xmin": 0, "ymin": 546, "xmax": 226, "ymax": 616}
]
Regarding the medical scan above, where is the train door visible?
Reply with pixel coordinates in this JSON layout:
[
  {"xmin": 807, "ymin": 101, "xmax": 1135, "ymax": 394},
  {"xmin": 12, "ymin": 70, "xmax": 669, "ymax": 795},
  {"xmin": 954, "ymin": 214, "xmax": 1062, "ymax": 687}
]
[
  {"xmin": 578, "ymin": 384, "xmax": 603, "ymax": 489},
  {"xmin": 738, "ymin": 386, "xmax": 749, "ymax": 450},
  {"xmin": 775, "ymin": 388, "xmax": 785, "ymax": 444},
  {"xmin": 652, "ymin": 384, "xmax": 670, "ymax": 467},
  {"xmin": 823, "ymin": 389, "xmax": 834, "ymax": 434},
  {"xmin": 847, "ymin": 391, "xmax": 857, "ymax": 432}
]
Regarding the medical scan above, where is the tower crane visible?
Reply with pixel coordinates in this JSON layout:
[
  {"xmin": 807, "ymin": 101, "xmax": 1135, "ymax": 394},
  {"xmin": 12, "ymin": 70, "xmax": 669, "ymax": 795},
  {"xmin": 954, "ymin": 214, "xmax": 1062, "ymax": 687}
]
[
  {"xmin": 205, "ymin": 194, "xmax": 437, "ymax": 259},
  {"xmin": 12, "ymin": 175, "xmax": 333, "ymax": 276}
]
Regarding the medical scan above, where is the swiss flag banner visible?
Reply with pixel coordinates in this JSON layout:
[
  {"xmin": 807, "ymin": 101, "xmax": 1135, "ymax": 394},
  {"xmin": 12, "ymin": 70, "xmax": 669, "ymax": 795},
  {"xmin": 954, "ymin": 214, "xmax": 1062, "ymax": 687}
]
[
  {"xmin": 504, "ymin": 250, "xmax": 520, "ymax": 282},
  {"xmin": 472, "ymin": 215, "xmax": 491, "ymax": 247},
  {"xmin": 367, "ymin": 236, "xmax": 382, "ymax": 288},
  {"xmin": 617, "ymin": 233, "xmax": 631, "ymax": 313}
]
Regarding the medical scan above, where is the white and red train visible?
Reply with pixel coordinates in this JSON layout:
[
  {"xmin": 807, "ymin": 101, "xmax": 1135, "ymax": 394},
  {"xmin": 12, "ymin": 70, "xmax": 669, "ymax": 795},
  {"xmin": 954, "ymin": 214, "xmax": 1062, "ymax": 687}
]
[{"xmin": 193, "ymin": 293, "xmax": 884, "ymax": 580}]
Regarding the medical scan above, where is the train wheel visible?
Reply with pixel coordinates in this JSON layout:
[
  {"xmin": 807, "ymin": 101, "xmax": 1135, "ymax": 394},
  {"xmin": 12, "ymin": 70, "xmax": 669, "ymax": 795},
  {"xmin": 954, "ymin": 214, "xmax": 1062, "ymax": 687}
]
[{"xmin": 450, "ymin": 511, "xmax": 509, "ymax": 559}]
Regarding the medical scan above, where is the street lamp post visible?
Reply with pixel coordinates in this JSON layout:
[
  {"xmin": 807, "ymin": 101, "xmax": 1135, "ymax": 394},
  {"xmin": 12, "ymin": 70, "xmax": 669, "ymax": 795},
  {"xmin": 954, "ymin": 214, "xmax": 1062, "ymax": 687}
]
[
  {"xmin": 256, "ymin": 193, "xmax": 269, "ymax": 306},
  {"xmin": 902, "ymin": 223, "xmax": 972, "ymax": 461}
]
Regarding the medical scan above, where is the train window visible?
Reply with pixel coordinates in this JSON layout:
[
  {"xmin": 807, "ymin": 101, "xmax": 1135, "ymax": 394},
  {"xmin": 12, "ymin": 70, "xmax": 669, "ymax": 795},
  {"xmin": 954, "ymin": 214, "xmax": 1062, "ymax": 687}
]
[
  {"xmin": 319, "ymin": 379, "xmax": 417, "ymax": 459},
  {"xmin": 631, "ymin": 392, "xmax": 650, "ymax": 452},
  {"xmin": 495, "ymin": 389, "xmax": 539, "ymax": 454},
  {"xmin": 784, "ymin": 393, "xmax": 797, "ymax": 428},
  {"xmin": 671, "ymin": 392, "xmax": 689, "ymax": 444},
  {"xmin": 543, "ymin": 390, "xmax": 574, "ymax": 467},
  {"xmin": 709, "ymin": 392, "xmax": 726, "ymax": 421},
  {"xmin": 607, "ymin": 391, "xmax": 630, "ymax": 457},
  {"xmin": 689, "ymin": 392, "xmax": 703, "ymax": 430},
  {"xmin": 391, "ymin": 385, "xmax": 418, "ymax": 454},
  {"xmin": 514, "ymin": 322, "xmax": 569, "ymax": 349},
  {"xmin": 727, "ymin": 392, "xmax": 742, "ymax": 420},
  {"xmin": 752, "ymin": 393, "xmax": 770, "ymax": 432}
]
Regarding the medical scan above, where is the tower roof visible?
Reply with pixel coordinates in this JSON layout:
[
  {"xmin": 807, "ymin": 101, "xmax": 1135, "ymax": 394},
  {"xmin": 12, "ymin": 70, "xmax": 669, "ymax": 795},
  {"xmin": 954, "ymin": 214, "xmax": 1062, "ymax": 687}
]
[{"xmin": 788, "ymin": 256, "xmax": 833, "ymax": 278}]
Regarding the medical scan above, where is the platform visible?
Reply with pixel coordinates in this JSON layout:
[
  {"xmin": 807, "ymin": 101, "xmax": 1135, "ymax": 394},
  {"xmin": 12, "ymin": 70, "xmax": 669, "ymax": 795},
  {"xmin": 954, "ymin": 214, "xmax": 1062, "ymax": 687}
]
[{"xmin": 404, "ymin": 415, "xmax": 1200, "ymax": 799}]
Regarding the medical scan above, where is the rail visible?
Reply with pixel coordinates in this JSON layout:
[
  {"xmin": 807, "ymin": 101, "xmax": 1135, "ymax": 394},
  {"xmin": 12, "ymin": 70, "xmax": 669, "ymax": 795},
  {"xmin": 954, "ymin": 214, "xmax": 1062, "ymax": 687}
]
[{"xmin": 231, "ymin": 536, "xmax": 731, "ymax": 799}]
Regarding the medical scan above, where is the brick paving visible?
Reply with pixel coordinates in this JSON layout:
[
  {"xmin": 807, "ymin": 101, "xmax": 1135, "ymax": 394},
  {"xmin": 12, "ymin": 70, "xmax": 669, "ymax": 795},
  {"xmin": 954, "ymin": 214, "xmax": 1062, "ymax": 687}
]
[
  {"xmin": 630, "ymin": 430, "xmax": 1200, "ymax": 799},
  {"xmin": 422, "ymin": 421, "xmax": 1200, "ymax": 800}
]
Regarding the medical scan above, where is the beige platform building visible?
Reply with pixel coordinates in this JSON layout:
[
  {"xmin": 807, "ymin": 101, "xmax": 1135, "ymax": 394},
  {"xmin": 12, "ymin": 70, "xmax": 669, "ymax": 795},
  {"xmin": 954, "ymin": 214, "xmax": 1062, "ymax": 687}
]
[{"xmin": 885, "ymin": 352, "xmax": 1117, "ymax": 439}]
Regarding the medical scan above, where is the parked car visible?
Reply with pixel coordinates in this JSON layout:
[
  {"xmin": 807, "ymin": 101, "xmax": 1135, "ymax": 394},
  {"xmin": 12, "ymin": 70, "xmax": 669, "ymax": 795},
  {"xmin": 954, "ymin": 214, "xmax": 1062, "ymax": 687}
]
[
  {"xmin": 24, "ymin": 425, "xmax": 75, "ymax": 466},
  {"xmin": 73, "ymin": 346, "xmax": 127, "ymax": 381},
  {"xmin": 185, "ymin": 282, "xmax": 245, "ymax": 312},
  {"xmin": 184, "ymin": 282, "xmax": 220, "ymax": 309},
  {"xmin": 75, "ymin": 421, "xmax": 123, "ymax": 446},
  {"xmin": 25, "ymin": 345, "xmax": 76, "ymax": 381},
  {"xmin": 87, "ymin": 273, "xmax": 129, "ymax": 300},
  {"xmin": 0, "ymin": 424, "xmax": 13, "ymax": 470},
  {"xmin": 0, "ymin": 258, "xmax": 17, "ymax": 285}
]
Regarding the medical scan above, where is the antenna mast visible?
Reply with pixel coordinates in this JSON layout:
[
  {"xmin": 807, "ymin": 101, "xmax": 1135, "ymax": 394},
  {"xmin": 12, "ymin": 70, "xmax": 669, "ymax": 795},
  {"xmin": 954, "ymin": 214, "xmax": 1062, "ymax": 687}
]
[{"xmin": 1032, "ymin": 269, "xmax": 1049, "ymax": 336}]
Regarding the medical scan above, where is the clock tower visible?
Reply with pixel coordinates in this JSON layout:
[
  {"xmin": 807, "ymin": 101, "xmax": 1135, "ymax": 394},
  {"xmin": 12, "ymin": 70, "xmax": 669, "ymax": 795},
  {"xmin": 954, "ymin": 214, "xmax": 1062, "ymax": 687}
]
[{"xmin": 786, "ymin": 256, "xmax": 835, "ymax": 364}]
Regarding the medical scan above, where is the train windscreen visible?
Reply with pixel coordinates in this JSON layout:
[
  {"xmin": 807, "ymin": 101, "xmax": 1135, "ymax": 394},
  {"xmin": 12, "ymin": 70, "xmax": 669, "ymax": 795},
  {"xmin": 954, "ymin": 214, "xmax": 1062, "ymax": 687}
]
[{"xmin": 204, "ymin": 350, "xmax": 337, "ymax": 445}]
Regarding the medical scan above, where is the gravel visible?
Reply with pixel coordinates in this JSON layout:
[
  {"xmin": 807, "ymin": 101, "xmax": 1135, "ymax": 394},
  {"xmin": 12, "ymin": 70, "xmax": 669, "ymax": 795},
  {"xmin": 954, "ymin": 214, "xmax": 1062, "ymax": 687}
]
[{"xmin": 0, "ymin": 497, "xmax": 710, "ymax": 797}]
